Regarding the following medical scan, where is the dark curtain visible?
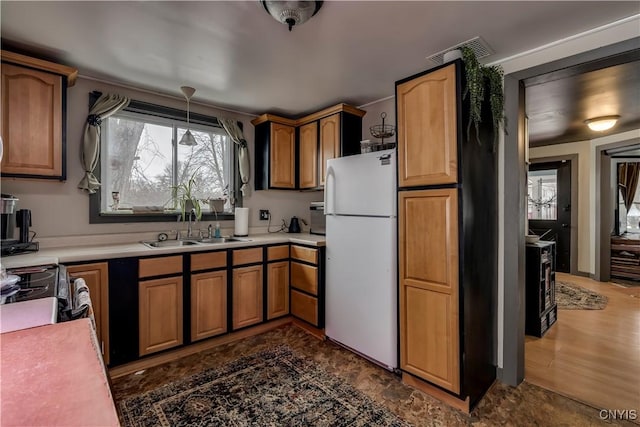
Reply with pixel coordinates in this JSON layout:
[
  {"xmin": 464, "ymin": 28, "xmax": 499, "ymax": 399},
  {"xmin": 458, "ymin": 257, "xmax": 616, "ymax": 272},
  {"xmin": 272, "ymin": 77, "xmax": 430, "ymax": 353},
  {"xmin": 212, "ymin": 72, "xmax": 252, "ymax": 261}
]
[{"xmin": 618, "ymin": 162, "xmax": 640, "ymax": 210}]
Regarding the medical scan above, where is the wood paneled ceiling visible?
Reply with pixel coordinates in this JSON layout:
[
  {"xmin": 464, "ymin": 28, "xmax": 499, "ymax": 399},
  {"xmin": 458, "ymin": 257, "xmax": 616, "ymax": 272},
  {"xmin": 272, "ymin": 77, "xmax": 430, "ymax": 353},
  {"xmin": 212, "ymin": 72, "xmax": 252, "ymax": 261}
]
[{"xmin": 526, "ymin": 50, "xmax": 640, "ymax": 147}]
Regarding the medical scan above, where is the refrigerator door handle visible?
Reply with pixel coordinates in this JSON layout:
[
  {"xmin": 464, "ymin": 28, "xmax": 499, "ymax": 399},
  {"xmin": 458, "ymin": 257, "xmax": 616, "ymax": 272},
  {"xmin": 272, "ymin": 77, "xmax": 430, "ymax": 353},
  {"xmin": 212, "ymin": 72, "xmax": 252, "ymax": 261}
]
[{"xmin": 325, "ymin": 165, "xmax": 336, "ymax": 215}]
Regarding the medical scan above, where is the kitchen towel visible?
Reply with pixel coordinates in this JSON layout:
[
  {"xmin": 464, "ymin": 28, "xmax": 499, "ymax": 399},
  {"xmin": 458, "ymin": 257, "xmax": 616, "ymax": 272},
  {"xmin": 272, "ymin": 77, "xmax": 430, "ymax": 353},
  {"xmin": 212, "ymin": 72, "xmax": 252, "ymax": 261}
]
[{"xmin": 234, "ymin": 207, "xmax": 249, "ymax": 237}]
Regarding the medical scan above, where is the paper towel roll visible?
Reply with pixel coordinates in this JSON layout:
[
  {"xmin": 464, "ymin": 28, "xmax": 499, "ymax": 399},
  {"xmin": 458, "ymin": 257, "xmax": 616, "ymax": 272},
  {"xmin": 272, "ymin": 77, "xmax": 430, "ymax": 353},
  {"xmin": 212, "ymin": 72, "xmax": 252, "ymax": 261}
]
[{"xmin": 234, "ymin": 207, "xmax": 249, "ymax": 237}]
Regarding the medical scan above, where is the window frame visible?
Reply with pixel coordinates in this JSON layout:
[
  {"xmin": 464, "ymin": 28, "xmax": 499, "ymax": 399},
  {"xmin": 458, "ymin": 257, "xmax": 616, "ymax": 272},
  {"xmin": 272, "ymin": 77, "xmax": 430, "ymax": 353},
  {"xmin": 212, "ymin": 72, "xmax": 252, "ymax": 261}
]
[{"xmin": 89, "ymin": 91, "xmax": 241, "ymax": 224}]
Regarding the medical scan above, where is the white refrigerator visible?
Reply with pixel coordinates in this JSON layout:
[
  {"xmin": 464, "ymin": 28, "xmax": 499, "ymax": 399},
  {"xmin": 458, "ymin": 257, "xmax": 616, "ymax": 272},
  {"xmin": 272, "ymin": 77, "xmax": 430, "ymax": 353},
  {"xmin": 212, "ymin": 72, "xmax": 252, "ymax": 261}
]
[{"xmin": 324, "ymin": 148, "xmax": 397, "ymax": 370}]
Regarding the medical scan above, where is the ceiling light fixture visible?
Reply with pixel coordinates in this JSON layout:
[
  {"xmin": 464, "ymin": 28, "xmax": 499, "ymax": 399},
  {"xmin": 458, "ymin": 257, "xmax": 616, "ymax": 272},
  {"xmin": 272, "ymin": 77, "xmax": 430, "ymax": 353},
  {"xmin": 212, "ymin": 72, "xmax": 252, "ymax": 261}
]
[
  {"xmin": 584, "ymin": 115, "xmax": 620, "ymax": 132},
  {"xmin": 261, "ymin": 1, "xmax": 323, "ymax": 32},
  {"xmin": 179, "ymin": 86, "xmax": 197, "ymax": 146}
]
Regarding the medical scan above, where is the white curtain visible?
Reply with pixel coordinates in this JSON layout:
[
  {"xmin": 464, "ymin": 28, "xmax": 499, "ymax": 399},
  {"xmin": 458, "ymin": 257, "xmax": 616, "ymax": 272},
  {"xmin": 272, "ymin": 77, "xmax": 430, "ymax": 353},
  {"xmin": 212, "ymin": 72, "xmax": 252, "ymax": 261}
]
[
  {"xmin": 219, "ymin": 118, "xmax": 251, "ymax": 197},
  {"xmin": 78, "ymin": 93, "xmax": 130, "ymax": 194}
]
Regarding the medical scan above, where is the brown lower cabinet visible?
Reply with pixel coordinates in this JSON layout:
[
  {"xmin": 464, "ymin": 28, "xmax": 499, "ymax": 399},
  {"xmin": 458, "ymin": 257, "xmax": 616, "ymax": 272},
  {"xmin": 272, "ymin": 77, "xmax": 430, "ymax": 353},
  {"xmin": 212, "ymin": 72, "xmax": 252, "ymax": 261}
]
[
  {"xmin": 267, "ymin": 261, "xmax": 289, "ymax": 319},
  {"xmin": 290, "ymin": 289, "xmax": 318, "ymax": 325},
  {"xmin": 399, "ymin": 189, "xmax": 460, "ymax": 393},
  {"xmin": 289, "ymin": 244, "xmax": 323, "ymax": 327},
  {"xmin": 138, "ymin": 276, "xmax": 184, "ymax": 356},
  {"xmin": 191, "ymin": 270, "xmax": 227, "ymax": 341},
  {"xmin": 232, "ymin": 265, "xmax": 264, "ymax": 329},
  {"xmin": 106, "ymin": 243, "xmax": 324, "ymax": 367},
  {"xmin": 66, "ymin": 262, "xmax": 110, "ymax": 364}
]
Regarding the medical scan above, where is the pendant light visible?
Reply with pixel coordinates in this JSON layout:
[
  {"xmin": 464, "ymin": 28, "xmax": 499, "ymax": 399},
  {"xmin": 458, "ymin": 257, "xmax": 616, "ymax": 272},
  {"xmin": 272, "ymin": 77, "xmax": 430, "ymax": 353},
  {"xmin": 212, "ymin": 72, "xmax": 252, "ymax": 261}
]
[
  {"xmin": 261, "ymin": 1, "xmax": 323, "ymax": 32},
  {"xmin": 179, "ymin": 86, "xmax": 197, "ymax": 146}
]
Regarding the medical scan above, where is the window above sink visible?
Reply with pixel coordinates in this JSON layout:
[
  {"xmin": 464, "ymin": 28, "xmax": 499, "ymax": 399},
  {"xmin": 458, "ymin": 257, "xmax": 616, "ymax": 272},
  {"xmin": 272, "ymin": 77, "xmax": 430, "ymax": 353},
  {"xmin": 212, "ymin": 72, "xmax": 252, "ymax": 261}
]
[{"xmin": 88, "ymin": 93, "xmax": 243, "ymax": 223}]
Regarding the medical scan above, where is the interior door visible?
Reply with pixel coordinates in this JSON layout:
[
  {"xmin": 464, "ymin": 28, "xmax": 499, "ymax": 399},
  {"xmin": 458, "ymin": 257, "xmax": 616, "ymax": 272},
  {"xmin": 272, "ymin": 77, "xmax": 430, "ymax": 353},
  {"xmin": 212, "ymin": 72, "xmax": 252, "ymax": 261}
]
[{"xmin": 528, "ymin": 161, "xmax": 571, "ymax": 272}]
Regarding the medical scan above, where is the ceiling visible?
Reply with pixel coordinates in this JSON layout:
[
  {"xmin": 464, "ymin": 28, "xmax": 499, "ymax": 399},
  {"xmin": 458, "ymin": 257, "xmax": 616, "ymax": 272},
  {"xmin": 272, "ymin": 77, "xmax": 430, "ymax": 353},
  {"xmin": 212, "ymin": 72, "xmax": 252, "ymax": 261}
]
[
  {"xmin": 1, "ymin": 1, "xmax": 639, "ymax": 123},
  {"xmin": 526, "ymin": 51, "xmax": 640, "ymax": 146}
]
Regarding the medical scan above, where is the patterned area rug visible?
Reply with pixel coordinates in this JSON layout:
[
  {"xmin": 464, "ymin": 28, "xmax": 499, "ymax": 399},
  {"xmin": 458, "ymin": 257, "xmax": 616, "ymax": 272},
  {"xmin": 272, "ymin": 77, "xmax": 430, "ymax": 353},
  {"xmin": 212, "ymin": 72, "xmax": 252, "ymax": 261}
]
[
  {"xmin": 556, "ymin": 281, "xmax": 608, "ymax": 310},
  {"xmin": 118, "ymin": 345, "xmax": 409, "ymax": 427}
]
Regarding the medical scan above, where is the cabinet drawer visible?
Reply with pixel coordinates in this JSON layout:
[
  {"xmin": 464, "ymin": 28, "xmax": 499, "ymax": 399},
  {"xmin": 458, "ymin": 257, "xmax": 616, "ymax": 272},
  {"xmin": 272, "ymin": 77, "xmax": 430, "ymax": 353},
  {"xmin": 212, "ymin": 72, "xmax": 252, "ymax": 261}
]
[
  {"xmin": 267, "ymin": 245, "xmax": 289, "ymax": 261},
  {"xmin": 232, "ymin": 248, "xmax": 263, "ymax": 266},
  {"xmin": 291, "ymin": 245, "xmax": 318, "ymax": 264},
  {"xmin": 291, "ymin": 289, "xmax": 318, "ymax": 326},
  {"xmin": 191, "ymin": 251, "xmax": 227, "ymax": 271},
  {"xmin": 290, "ymin": 262, "xmax": 318, "ymax": 295},
  {"xmin": 139, "ymin": 255, "xmax": 182, "ymax": 278}
]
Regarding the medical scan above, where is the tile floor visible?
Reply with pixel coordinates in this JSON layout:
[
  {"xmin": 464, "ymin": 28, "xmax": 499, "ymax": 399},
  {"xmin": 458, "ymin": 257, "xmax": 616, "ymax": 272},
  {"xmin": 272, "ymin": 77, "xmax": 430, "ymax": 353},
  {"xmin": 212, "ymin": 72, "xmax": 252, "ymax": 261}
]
[{"xmin": 111, "ymin": 325, "xmax": 632, "ymax": 426}]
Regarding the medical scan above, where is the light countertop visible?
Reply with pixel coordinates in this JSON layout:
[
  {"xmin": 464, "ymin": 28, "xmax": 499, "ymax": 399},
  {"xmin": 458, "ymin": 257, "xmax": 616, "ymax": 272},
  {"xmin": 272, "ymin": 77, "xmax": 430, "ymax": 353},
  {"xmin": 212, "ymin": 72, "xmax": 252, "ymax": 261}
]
[{"xmin": 1, "ymin": 233, "xmax": 325, "ymax": 268}]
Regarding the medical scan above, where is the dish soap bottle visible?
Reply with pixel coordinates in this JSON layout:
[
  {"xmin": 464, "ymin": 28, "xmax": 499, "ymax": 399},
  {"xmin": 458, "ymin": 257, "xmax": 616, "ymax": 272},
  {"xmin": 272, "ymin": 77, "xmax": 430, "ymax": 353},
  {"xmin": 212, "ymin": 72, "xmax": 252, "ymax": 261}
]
[{"xmin": 214, "ymin": 222, "xmax": 221, "ymax": 238}]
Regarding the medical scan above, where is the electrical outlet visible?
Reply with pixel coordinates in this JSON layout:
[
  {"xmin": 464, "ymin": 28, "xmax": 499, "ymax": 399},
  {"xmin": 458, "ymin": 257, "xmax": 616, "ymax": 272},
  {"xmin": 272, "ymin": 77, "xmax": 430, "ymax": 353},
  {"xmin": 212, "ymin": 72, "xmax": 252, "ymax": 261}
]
[{"xmin": 259, "ymin": 209, "xmax": 270, "ymax": 220}]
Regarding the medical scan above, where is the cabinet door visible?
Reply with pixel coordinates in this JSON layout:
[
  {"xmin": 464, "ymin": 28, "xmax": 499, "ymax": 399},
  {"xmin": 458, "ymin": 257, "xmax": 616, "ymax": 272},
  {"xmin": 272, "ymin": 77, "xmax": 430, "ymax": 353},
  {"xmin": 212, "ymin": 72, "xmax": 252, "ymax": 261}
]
[
  {"xmin": 270, "ymin": 122, "xmax": 296, "ymax": 188},
  {"xmin": 399, "ymin": 188, "xmax": 460, "ymax": 393},
  {"xmin": 1, "ymin": 63, "xmax": 63, "ymax": 178},
  {"xmin": 291, "ymin": 289, "xmax": 318, "ymax": 326},
  {"xmin": 299, "ymin": 121, "xmax": 318, "ymax": 189},
  {"xmin": 397, "ymin": 64, "xmax": 457, "ymax": 187},
  {"xmin": 67, "ymin": 263, "xmax": 109, "ymax": 364},
  {"xmin": 319, "ymin": 113, "xmax": 340, "ymax": 187},
  {"xmin": 139, "ymin": 277, "xmax": 183, "ymax": 356},
  {"xmin": 191, "ymin": 270, "xmax": 227, "ymax": 341},
  {"xmin": 232, "ymin": 265, "xmax": 263, "ymax": 329},
  {"xmin": 267, "ymin": 261, "xmax": 290, "ymax": 319}
]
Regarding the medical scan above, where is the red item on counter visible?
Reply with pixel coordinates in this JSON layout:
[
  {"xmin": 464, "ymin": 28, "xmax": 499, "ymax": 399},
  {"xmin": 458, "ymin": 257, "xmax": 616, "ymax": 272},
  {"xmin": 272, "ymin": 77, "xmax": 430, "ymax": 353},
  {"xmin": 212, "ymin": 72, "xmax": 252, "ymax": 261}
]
[{"xmin": 0, "ymin": 319, "xmax": 120, "ymax": 426}]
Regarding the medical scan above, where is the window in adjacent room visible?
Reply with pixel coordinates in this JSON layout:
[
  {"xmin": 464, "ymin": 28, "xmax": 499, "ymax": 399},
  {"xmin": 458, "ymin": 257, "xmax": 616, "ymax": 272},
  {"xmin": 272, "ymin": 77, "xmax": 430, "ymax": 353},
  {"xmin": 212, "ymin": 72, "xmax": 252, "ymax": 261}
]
[{"xmin": 527, "ymin": 169, "xmax": 558, "ymax": 220}]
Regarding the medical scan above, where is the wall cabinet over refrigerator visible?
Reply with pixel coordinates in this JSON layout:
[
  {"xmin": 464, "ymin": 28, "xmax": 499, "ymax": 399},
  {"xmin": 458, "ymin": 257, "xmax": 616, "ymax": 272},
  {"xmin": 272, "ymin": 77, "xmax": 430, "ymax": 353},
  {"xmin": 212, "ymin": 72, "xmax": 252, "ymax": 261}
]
[
  {"xmin": 252, "ymin": 104, "xmax": 365, "ymax": 190},
  {"xmin": 396, "ymin": 61, "xmax": 497, "ymax": 412},
  {"xmin": 1, "ymin": 50, "xmax": 77, "ymax": 180}
]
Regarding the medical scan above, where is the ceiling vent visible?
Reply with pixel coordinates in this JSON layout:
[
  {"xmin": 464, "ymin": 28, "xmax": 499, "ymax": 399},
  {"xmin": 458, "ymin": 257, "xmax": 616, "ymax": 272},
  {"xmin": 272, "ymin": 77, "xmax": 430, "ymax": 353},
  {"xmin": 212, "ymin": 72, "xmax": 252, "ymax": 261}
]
[{"xmin": 425, "ymin": 36, "xmax": 495, "ymax": 68}]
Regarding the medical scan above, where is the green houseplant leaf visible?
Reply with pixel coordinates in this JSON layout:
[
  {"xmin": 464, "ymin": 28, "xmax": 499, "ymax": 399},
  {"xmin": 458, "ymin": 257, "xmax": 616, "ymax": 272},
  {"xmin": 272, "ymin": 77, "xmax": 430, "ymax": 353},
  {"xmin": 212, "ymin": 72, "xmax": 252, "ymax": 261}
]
[
  {"xmin": 172, "ymin": 169, "xmax": 202, "ymax": 221},
  {"xmin": 460, "ymin": 46, "xmax": 506, "ymax": 151}
]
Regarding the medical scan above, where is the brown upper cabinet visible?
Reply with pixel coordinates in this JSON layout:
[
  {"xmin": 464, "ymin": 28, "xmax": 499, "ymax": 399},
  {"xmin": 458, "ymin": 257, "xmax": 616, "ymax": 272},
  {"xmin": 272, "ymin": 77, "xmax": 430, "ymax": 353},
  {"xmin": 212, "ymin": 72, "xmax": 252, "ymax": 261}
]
[
  {"xmin": 298, "ymin": 121, "xmax": 318, "ymax": 189},
  {"xmin": 270, "ymin": 122, "xmax": 296, "ymax": 188},
  {"xmin": 252, "ymin": 103, "xmax": 365, "ymax": 190},
  {"xmin": 1, "ymin": 50, "xmax": 77, "ymax": 180},
  {"xmin": 396, "ymin": 64, "xmax": 458, "ymax": 187},
  {"xmin": 319, "ymin": 114, "xmax": 340, "ymax": 187}
]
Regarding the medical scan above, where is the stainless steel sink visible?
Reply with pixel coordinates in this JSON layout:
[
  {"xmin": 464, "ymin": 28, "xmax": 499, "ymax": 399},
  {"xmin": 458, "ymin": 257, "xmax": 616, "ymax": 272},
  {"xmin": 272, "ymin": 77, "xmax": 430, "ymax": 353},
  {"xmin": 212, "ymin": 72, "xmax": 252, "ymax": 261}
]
[
  {"xmin": 197, "ymin": 237, "xmax": 252, "ymax": 244},
  {"xmin": 141, "ymin": 240, "xmax": 200, "ymax": 248}
]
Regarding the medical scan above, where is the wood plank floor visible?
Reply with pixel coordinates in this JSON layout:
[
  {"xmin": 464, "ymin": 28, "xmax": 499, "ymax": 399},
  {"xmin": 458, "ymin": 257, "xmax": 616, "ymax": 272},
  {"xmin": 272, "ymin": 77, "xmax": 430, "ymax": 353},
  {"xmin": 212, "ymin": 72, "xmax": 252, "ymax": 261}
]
[{"xmin": 525, "ymin": 272, "xmax": 640, "ymax": 414}]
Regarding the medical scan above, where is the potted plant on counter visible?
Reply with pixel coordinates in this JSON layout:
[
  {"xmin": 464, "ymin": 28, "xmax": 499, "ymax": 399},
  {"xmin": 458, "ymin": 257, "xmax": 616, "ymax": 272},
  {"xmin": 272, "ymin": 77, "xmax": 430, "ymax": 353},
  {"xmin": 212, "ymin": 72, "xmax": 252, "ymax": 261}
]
[{"xmin": 172, "ymin": 170, "xmax": 202, "ymax": 221}]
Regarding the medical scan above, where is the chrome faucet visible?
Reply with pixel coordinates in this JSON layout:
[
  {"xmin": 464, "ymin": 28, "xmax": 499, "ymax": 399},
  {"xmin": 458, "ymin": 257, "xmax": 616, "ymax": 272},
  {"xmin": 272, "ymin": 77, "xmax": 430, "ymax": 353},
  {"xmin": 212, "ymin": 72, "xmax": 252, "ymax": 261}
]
[{"xmin": 187, "ymin": 208, "xmax": 197, "ymax": 238}]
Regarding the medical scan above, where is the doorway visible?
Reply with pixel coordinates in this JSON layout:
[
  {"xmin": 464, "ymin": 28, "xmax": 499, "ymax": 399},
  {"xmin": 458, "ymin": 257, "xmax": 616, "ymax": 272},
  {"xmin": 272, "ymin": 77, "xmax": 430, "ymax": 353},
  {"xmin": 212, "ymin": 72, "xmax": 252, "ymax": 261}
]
[
  {"xmin": 501, "ymin": 37, "xmax": 639, "ymax": 387},
  {"xmin": 528, "ymin": 161, "xmax": 571, "ymax": 273}
]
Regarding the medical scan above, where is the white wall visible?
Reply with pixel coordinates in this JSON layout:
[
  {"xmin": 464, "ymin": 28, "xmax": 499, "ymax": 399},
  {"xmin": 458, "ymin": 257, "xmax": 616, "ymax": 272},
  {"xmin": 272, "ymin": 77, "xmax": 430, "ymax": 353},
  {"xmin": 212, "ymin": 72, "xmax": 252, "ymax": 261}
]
[
  {"xmin": 360, "ymin": 97, "xmax": 396, "ymax": 144},
  {"xmin": 0, "ymin": 77, "xmax": 321, "ymax": 241}
]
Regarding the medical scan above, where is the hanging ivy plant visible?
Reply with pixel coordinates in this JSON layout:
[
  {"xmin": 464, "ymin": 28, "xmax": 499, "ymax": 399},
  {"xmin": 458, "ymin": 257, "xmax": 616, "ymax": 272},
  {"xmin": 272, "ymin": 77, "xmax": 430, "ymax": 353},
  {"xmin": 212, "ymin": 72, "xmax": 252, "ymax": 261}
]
[{"xmin": 460, "ymin": 46, "xmax": 505, "ymax": 151}]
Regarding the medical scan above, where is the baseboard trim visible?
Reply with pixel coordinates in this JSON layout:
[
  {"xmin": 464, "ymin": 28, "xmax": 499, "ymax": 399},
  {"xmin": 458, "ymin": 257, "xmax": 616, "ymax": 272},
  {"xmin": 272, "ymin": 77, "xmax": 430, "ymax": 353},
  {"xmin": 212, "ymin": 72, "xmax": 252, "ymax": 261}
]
[
  {"xmin": 402, "ymin": 372, "xmax": 470, "ymax": 414},
  {"xmin": 292, "ymin": 318, "xmax": 325, "ymax": 340},
  {"xmin": 109, "ymin": 317, "xmax": 293, "ymax": 379}
]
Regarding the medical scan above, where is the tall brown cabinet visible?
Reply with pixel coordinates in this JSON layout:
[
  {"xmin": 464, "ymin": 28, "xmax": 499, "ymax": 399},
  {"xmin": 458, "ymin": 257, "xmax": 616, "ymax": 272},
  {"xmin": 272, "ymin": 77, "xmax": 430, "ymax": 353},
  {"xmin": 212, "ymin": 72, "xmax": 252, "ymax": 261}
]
[{"xmin": 396, "ymin": 61, "xmax": 497, "ymax": 411}]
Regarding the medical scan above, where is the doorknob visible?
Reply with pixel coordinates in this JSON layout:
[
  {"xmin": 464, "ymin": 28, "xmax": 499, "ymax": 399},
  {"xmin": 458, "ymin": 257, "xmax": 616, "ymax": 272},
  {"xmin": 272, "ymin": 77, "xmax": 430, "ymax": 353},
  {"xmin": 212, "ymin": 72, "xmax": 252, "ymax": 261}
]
[{"xmin": 561, "ymin": 223, "xmax": 569, "ymax": 228}]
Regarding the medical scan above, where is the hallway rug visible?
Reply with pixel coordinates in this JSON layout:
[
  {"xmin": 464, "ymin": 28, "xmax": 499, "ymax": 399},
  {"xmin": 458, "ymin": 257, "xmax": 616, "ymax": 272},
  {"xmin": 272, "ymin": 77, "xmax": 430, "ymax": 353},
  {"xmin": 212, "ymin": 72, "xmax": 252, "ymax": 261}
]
[
  {"xmin": 117, "ymin": 345, "xmax": 409, "ymax": 427},
  {"xmin": 556, "ymin": 281, "xmax": 608, "ymax": 310}
]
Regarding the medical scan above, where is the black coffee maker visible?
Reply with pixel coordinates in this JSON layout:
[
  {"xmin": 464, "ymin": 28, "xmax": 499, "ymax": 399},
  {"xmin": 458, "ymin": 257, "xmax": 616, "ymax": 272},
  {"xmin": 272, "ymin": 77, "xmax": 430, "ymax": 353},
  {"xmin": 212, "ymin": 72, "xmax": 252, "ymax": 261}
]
[
  {"xmin": 1, "ymin": 194, "xmax": 19, "ymax": 244},
  {"xmin": 1, "ymin": 194, "xmax": 38, "ymax": 256},
  {"xmin": 16, "ymin": 209, "xmax": 32, "ymax": 244}
]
